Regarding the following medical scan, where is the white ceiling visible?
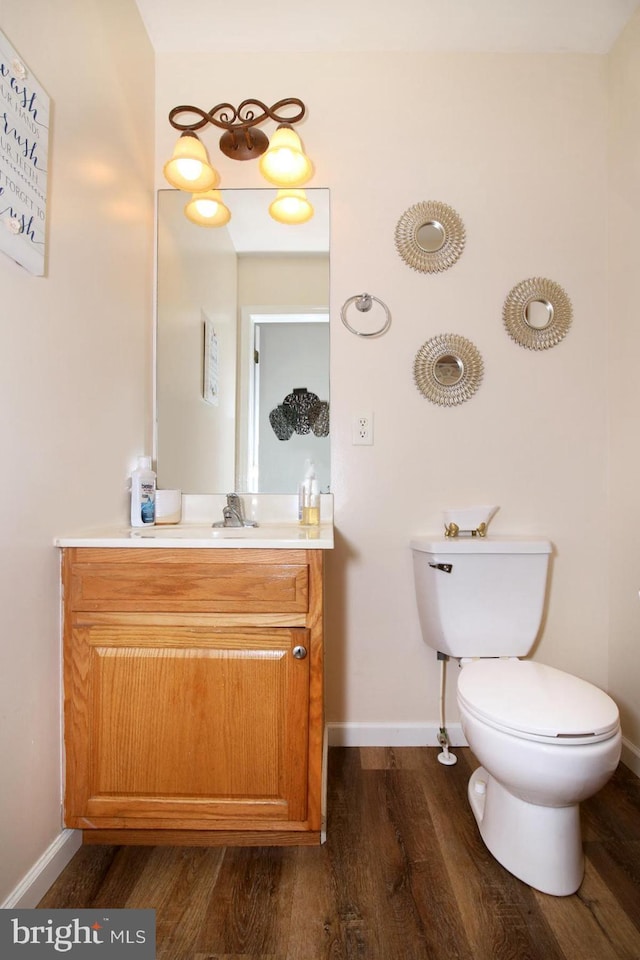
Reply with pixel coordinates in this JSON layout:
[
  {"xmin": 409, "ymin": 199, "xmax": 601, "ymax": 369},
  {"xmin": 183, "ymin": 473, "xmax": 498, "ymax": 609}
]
[{"xmin": 134, "ymin": 0, "xmax": 639, "ymax": 55}]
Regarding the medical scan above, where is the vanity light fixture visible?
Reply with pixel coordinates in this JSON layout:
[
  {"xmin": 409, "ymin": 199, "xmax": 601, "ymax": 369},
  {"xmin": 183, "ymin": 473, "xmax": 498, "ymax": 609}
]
[
  {"xmin": 164, "ymin": 99, "xmax": 313, "ymax": 221},
  {"xmin": 259, "ymin": 124, "xmax": 312, "ymax": 186},
  {"xmin": 269, "ymin": 188, "xmax": 314, "ymax": 225},
  {"xmin": 184, "ymin": 189, "xmax": 231, "ymax": 227},
  {"xmin": 163, "ymin": 132, "xmax": 220, "ymax": 192}
]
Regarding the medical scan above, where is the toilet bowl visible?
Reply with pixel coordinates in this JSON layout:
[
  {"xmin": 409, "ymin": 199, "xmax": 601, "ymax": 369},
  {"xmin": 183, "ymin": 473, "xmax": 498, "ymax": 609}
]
[
  {"xmin": 458, "ymin": 659, "xmax": 621, "ymax": 895},
  {"xmin": 410, "ymin": 535, "xmax": 621, "ymax": 896}
]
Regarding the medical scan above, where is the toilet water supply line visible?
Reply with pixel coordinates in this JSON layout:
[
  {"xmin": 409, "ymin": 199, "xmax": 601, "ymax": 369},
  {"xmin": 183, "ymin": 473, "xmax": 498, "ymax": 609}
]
[{"xmin": 437, "ymin": 653, "xmax": 457, "ymax": 766}]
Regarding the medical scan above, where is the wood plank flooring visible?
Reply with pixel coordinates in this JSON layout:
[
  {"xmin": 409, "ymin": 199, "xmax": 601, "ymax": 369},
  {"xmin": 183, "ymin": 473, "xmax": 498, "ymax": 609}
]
[{"xmin": 38, "ymin": 747, "xmax": 640, "ymax": 959}]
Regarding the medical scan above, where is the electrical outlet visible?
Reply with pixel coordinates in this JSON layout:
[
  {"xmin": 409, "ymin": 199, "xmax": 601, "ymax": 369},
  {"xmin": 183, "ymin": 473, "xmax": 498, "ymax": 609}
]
[{"xmin": 352, "ymin": 413, "xmax": 373, "ymax": 445}]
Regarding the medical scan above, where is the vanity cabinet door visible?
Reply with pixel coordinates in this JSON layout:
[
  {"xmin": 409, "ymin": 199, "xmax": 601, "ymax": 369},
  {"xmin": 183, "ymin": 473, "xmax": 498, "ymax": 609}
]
[{"xmin": 64, "ymin": 622, "xmax": 310, "ymax": 830}]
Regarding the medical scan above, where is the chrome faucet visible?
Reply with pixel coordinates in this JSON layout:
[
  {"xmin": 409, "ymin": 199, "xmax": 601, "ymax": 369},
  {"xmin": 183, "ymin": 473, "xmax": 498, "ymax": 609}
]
[{"xmin": 212, "ymin": 493, "xmax": 258, "ymax": 528}]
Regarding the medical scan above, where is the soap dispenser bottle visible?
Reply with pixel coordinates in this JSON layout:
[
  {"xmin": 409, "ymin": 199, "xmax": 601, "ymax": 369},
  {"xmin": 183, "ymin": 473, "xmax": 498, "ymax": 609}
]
[
  {"xmin": 130, "ymin": 456, "xmax": 156, "ymax": 526},
  {"xmin": 306, "ymin": 476, "xmax": 321, "ymax": 526},
  {"xmin": 298, "ymin": 460, "xmax": 320, "ymax": 526}
]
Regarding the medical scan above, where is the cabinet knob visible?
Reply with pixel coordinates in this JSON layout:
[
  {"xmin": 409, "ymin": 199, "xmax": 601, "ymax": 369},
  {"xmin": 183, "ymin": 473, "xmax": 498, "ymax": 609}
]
[{"xmin": 292, "ymin": 644, "xmax": 308, "ymax": 660}]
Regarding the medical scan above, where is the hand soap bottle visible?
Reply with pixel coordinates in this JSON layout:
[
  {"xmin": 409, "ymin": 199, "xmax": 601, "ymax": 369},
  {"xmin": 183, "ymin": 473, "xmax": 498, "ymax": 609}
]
[
  {"xmin": 130, "ymin": 456, "xmax": 156, "ymax": 526},
  {"xmin": 298, "ymin": 459, "xmax": 320, "ymax": 526}
]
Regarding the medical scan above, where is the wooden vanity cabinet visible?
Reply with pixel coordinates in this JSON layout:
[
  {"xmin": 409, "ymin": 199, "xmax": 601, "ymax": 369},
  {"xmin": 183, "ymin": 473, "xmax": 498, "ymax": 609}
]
[{"xmin": 61, "ymin": 547, "xmax": 324, "ymax": 846}]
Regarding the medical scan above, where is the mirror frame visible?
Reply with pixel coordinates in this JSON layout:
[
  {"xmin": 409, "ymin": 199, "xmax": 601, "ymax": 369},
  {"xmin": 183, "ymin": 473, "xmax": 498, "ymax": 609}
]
[
  {"xmin": 413, "ymin": 333, "xmax": 484, "ymax": 406},
  {"xmin": 395, "ymin": 200, "xmax": 466, "ymax": 273},
  {"xmin": 503, "ymin": 276, "xmax": 572, "ymax": 350}
]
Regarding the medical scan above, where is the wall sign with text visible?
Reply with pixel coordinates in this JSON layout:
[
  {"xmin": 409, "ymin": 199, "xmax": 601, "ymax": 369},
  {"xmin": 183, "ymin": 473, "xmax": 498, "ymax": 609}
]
[
  {"xmin": 0, "ymin": 30, "xmax": 49, "ymax": 276},
  {"xmin": 203, "ymin": 314, "xmax": 220, "ymax": 405}
]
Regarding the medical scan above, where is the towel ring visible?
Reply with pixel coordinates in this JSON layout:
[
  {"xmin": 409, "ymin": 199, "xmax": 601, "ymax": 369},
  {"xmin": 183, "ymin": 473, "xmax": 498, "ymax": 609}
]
[{"xmin": 340, "ymin": 293, "xmax": 392, "ymax": 338}]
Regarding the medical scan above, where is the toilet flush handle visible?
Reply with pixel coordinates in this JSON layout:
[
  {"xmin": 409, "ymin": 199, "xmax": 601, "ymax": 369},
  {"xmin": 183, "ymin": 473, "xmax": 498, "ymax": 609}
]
[{"xmin": 429, "ymin": 562, "xmax": 453, "ymax": 574}]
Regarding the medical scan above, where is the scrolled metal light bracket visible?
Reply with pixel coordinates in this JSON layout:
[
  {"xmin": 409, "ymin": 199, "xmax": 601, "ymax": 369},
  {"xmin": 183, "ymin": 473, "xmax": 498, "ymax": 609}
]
[{"xmin": 168, "ymin": 98, "xmax": 306, "ymax": 161}]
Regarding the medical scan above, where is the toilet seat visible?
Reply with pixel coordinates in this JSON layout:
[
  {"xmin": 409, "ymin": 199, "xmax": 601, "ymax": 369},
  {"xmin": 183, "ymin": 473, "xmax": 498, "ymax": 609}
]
[{"xmin": 458, "ymin": 659, "xmax": 619, "ymax": 745}]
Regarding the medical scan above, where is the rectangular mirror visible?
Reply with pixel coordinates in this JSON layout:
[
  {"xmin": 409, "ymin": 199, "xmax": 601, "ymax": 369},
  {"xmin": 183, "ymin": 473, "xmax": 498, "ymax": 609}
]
[{"xmin": 156, "ymin": 188, "xmax": 330, "ymax": 494}]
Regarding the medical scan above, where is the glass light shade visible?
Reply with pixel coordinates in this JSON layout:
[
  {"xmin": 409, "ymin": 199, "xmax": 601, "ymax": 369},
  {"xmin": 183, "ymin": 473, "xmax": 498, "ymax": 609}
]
[
  {"xmin": 259, "ymin": 124, "xmax": 312, "ymax": 187},
  {"xmin": 269, "ymin": 189, "xmax": 314, "ymax": 225},
  {"xmin": 184, "ymin": 190, "xmax": 231, "ymax": 227},
  {"xmin": 163, "ymin": 132, "xmax": 219, "ymax": 192}
]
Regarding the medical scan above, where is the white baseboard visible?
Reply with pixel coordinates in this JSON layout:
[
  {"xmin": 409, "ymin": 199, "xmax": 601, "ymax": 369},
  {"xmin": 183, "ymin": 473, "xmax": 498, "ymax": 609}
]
[
  {"xmin": 1, "ymin": 829, "xmax": 82, "ymax": 909},
  {"xmin": 621, "ymin": 736, "xmax": 640, "ymax": 778},
  {"xmin": 327, "ymin": 724, "xmax": 640, "ymax": 779},
  {"xmin": 326, "ymin": 721, "xmax": 468, "ymax": 748}
]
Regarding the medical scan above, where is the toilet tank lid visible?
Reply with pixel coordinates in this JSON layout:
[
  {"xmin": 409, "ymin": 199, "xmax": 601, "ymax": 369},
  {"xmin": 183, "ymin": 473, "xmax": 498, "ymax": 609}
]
[
  {"xmin": 410, "ymin": 536, "xmax": 552, "ymax": 555},
  {"xmin": 458, "ymin": 660, "xmax": 620, "ymax": 740}
]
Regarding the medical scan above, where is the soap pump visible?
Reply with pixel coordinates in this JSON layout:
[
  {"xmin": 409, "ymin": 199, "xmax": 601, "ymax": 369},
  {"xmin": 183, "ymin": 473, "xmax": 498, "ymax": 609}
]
[{"xmin": 298, "ymin": 459, "xmax": 320, "ymax": 526}]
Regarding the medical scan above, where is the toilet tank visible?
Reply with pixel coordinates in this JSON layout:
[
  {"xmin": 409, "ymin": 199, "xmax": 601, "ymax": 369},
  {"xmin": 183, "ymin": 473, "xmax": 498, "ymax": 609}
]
[{"xmin": 411, "ymin": 536, "xmax": 552, "ymax": 658}]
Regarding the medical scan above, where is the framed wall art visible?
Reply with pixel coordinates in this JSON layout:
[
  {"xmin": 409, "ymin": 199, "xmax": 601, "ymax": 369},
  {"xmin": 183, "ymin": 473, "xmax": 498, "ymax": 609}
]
[
  {"xmin": 203, "ymin": 315, "xmax": 219, "ymax": 405},
  {"xmin": 0, "ymin": 30, "xmax": 50, "ymax": 275}
]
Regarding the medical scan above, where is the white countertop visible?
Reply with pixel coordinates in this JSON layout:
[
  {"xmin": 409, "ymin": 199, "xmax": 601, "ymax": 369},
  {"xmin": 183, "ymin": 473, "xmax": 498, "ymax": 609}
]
[
  {"xmin": 54, "ymin": 494, "xmax": 334, "ymax": 549},
  {"xmin": 54, "ymin": 522, "xmax": 334, "ymax": 550}
]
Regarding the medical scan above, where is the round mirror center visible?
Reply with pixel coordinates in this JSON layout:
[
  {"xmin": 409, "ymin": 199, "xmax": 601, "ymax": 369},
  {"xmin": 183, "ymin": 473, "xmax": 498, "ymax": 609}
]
[
  {"xmin": 525, "ymin": 298, "xmax": 554, "ymax": 330},
  {"xmin": 416, "ymin": 220, "xmax": 445, "ymax": 253},
  {"xmin": 434, "ymin": 354, "xmax": 464, "ymax": 386}
]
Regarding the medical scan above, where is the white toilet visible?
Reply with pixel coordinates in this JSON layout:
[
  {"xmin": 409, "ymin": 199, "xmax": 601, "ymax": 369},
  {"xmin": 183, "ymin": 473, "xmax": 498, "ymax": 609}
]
[{"xmin": 411, "ymin": 535, "xmax": 621, "ymax": 897}]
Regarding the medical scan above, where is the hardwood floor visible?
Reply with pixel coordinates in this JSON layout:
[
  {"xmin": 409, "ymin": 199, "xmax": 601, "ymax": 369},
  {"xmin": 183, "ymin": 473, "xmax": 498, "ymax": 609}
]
[{"xmin": 39, "ymin": 747, "xmax": 640, "ymax": 959}]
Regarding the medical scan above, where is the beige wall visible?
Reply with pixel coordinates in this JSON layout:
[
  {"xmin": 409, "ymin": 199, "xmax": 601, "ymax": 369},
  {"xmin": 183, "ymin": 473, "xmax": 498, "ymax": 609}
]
[
  {"xmin": 608, "ymin": 10, "xmax": 640, "ymax": 759},
  {"xmin": 0, "ymin": 0, "xmax": 154, "ymax": 904},
  {"xmin": 155, "ymin": 52, "xmax": 625, "ymax": 739}
]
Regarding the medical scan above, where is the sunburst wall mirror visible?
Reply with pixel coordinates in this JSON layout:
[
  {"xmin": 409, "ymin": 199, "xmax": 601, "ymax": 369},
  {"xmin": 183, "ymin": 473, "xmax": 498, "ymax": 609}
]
[
  {"xmin": 503, "ymin": 277, "xmax": 572, "ymax": 350},
  {"xmin": 395, "ymin": 201, "xmax": 466, "ymax": 274},
  {"xmin": 413, "ymin": 333, "xmax": 483, "ymax": 406}
]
